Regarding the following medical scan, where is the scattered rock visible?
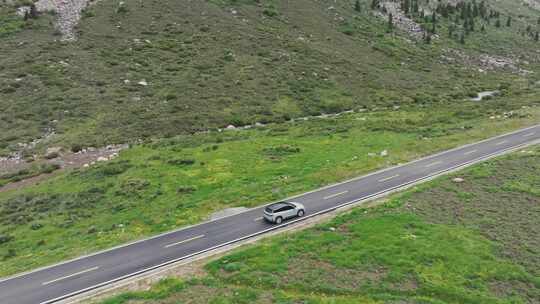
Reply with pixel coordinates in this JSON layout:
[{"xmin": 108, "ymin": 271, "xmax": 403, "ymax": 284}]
[
  {"xmin": 380, "ymin": 150, "xmax": 388, "ymax": 157},
  {"xmin": 45, "ymin": 147, "xmax": 62, "ymax": 159},
  {"xmin": 138, "ymin": 80, "xmax": 148, "ymax": 86},
  {"xmin": 97, "ymin": 156, "xmax": 108, "ymax": 162},
  {"xmin": 452, "ymin": 177, "xmax": 465, "ymax": 183},
  {"xmin": 226, "ymin": 125, "xmax": 236, "ymax": 130},
  {"xmin": 34, "ymin": 0, "xmax": 97, "ymax": 41}
]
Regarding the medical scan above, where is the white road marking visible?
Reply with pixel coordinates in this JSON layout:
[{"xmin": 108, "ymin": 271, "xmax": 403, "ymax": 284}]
[
  {"xmin": 164, "ymin": 235, "xmax": 205, "ymax": 249},
  {"xmin": 495, "ymin": 140, "xmax": 508, "ymax": 146},
  {"xmin": 323, "ymin": 190, "xmax": 349, "ymax": 200},
  {"xmin": 254, "ymin": 217, "xmax": 263, "ymax": 222},
  {"xmin": 378, "ymin": 174, "xmax": 399, "ymax": 183},
  {"xmin": 522, "ymin": 132, "xmax": 535, "ymax": 137},
  {"xmin": 425, "ymin": 161, "xmax": 443, "ymax": 168},
  {"xmin": 463, "ymin": 149, "xmax": 477, "ymax": 155},
  {"xmin": 42, "ymin": 267, "xmax": 99, "ymax": 286}
]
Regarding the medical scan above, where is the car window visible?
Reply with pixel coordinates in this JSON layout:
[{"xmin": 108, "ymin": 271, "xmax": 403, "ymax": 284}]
[{"xmin": 282, "ymin": 206, "xmax": 294, "ymax": 211}]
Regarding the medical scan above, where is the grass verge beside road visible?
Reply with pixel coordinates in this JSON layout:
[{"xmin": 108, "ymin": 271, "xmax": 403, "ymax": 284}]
[
  {"xmin": 0, "ymin": 102, "xmax": 539, "ymax": 277},
  {"xmin": 102, "ymin": 145, "xmax": 540, "ymax": 304}
]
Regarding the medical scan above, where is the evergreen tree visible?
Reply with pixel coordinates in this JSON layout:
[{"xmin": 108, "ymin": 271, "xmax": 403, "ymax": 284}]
[
  {"xmin": 425, "ymin": 33, "xmax": 432, "ymax": 44},
  {"xmin": 460, "ymin": 32, "xmax": 465, "ymax": 44},
  {"xmin": 388, "ymin": 12, "xmax": 393, "ymax": 31},
  {"xmin": 371, "ymin": 0, "xmax": 379, "ymax": 10},
  {"xmin": 355, "ymin": 0, "xmax": 361, "ymax": 12},
  {"xmin": 29, "ymin": 4, "xmax": 38, "ymax": 19},
  {"xmin": 412, "ymin": 0, "xmax": 419, "ymax": 14},
  {"xmin": 535, "ymin": 31, "xmax": 539, "ymax": 42},
  {"xmin": 479, "ymin": 1, "xmax": 487, "ymax": 19},
  {"xmin": 495, "ymin": 19, "xmax": 501, "ymax": 28},
  {"xmin": 506, "ymin": 16, "xmax": 511, "ymax": 27},
  {"xmin": 402, "ymin": 0, "xmax": 410, "ymax": 15}
]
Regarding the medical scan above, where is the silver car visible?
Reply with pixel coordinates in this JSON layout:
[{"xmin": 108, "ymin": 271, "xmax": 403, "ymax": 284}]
[{"xmin": 263, "ymin": 201, "xmax": 305, "ymax": 224}]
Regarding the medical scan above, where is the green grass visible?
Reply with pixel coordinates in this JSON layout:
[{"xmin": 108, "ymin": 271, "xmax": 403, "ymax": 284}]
[
  {"xmin": 101, "ymin": 145, "xmax": 540, "ymax": 304},
  {"xmin": 1, "ymin": 0, "xmax": 540, "ymax": 155},
  {"xmin": 0, "ymin": 101, "xmax": 539, "ymax": 277}
]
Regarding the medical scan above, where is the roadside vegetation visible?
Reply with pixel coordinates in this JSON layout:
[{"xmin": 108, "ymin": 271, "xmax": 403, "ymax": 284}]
[
  {"xmin": 0, "ymin": 99, "xmax": 538, "ymax": 277},
  {"xmin": 1, "ymin": 0, "xmax": 540, "ymax": 155},
  {"xmin": 101, "ymin": 145, "xmax": 540, "ymax": 304}
]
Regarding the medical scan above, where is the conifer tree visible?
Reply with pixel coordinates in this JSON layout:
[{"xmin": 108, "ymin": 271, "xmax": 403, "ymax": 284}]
[{"xmin": 355, "ymin": 0, "xmax": 361, "ymax": 12}]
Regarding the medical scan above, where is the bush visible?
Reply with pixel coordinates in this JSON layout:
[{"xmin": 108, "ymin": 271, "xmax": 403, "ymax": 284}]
[
  {"xmin": 30, "ymin": 223, "xmax": 43, "ymax": 230},
  {"xmin": 177, "ymin": 185, "xmax": 197, "ymax": 194},
  {"xmin": 167, "ymin": 158, "xmax": 196, "ymax": 166},
  {"xmin": 263, "ymin": 145, "xmax": 301, "ymax": 157},
  {"xmin": 94, "ymin": 160, "xmax": 132, "ymax": 177},
  {"xmin": 3, "ymin": 249, "xmax": 16, "ymax": 260},
  {"xmin": 0, "ymin": 234, "xmax": 13, "ymax": 244}
]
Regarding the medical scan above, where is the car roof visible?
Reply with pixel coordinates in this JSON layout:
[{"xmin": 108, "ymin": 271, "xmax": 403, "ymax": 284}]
[{"xmin": 266, "ymin": 201, "xmax": 293, "ymax": 211}]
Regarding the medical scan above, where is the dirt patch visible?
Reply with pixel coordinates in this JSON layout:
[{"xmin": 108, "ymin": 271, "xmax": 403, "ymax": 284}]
[
  {"xmin": 284, "ymin": 256, "xmax": 386, "ymax": 292},
  {"xmin": 489, "ymin": 280, "xmax": 539, "ymax": 304},
  {"xmin": 0, "ymin": 144, "xmax": 127, "ymax": 193}
]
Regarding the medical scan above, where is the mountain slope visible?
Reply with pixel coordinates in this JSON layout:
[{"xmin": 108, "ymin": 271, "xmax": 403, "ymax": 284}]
[{"xmin": 1, "ymin": 0, "xmax": 540, "ymax": 155}]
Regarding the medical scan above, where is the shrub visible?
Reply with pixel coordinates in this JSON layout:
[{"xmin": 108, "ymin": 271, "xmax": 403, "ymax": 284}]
[
  {"xmin": 177, "ymin": 185, "xmax": 197, "ymax": 194},
  {"xmin": 0, "ymin": 234, "xmax": 13, "ymax": 244},
  {"xmin": 71, "ymin": 144, "xmax": 83, "ymax": 153},
  {"xmin": 3, "ymin": 249, "xmax": 16, "ymax": 260},
  {"xmin": 167, "ymin": 158, "xmax": 196, "ymax": 166},
  {"xmin": 263, "ymin": 145, "xmax": 301, "ymax": 157},
  {"xmin": 94, "ymin": 160, "xmax": 132, "ymax": 177},
  {"xmin": 30, "ymin": 223, "xmax": 43, "ymax": 230}
]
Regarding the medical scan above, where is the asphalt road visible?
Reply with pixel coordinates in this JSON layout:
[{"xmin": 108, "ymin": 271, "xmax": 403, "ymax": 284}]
[{"xmin": 1, "ymin": 125, "xmax": 539, "ymax": 304}]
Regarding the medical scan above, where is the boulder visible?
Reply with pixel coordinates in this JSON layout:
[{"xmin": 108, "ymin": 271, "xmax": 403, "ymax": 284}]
[{"xmin": 45, "ymin": 147, "xmax": 62, "ymax": 159}]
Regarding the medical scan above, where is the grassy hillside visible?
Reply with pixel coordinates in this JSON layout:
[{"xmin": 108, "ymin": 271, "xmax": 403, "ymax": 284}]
[
  {"xmin": 0, "ymin": 100, "xmax": 538, "ymax": 277},
  {"xmin": 1, "ymin": 0, "xmax": 540, "ymax": 155},
  {"xmin": 101, "ymin": 145, "xmax": 540, "ymax": 304}
]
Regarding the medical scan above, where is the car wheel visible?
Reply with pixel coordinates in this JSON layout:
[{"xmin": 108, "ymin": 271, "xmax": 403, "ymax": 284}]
[
  {"xmin": 297, "ymin": 210, "xmax": 305, "ymax": 217},
  {"xmin": 275, "ymin": 217, "xmax": 283, "ymax": 224}
]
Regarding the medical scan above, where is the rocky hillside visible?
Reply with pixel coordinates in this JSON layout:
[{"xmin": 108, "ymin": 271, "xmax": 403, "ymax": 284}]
[{"xmin": 1, "ymin": 0, "xmax": 540, "ymax": 157}]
